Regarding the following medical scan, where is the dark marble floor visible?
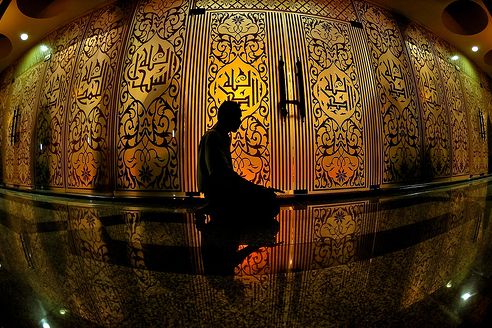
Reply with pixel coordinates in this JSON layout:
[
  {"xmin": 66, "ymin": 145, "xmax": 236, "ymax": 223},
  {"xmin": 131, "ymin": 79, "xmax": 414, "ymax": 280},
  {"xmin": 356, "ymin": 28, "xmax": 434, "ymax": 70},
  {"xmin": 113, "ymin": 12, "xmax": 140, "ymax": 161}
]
[{"xmin": 1, "ymin": 179, "xmax": 492, "ymax": 327}]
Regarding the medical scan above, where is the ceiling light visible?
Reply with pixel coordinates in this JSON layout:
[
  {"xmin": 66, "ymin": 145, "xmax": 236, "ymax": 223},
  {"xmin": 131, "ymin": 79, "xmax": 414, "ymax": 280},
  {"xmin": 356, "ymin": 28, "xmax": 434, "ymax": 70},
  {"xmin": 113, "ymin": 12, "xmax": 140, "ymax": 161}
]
[
  {"xmin": 472, "ymin": 46, "xmax": 479, "ymax": 52},
  {"xmin": 451, "ymin": 55, "xmax": 459, "ymax": 61},
  {"xmin": 20, "ymin": 33, "xmax": 28, "ymax": 41},
  {"xmin": 461, "ymin": 292, "xmax": 473, "ymax": 301},
  {"xmin": 40, "ymin": 44, "xmax": 48, "ymax": 52}
]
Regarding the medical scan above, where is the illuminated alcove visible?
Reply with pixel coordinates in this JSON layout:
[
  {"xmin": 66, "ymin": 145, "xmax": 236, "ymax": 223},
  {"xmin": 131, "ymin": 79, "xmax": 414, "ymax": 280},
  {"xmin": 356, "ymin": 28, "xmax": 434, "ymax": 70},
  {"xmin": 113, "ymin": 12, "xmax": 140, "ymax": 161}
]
[{"xmin": 0, "ymin": 0, "xmax": 489, "ymax": 197}]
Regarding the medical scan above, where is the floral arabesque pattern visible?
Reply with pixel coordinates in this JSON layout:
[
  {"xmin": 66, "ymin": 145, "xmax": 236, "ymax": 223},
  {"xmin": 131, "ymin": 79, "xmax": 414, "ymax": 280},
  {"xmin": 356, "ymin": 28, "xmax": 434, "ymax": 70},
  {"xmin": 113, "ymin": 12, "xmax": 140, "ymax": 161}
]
[
  {"xmin": 67, "ymin": 5, "xmax": 128, "ymax": 190},
  {"xmin": 357, "ymin": 2, "xmax": 422, "ymax": 183},
  {"xmin": 117, "ymin": 0, "xmax": 187, "ymax": 190},
  {"xmin": 207, "ymin": 12, "xmax": 271, "ymax": 185},
  {"xmin": 304, "ymin": 18, "xmax": 365, "ymax": 189},
  {"xmin": 405, "ymin": 24, "xmax": 451, "ymax": 178}
]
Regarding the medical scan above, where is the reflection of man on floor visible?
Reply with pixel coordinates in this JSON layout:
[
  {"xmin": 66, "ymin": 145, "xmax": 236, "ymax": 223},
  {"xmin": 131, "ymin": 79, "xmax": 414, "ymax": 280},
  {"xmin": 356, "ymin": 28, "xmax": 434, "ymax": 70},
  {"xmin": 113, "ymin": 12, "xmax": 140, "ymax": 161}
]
[{"xmin": 197, "ymin": 100, "xmax": 277, "ymax": 217}]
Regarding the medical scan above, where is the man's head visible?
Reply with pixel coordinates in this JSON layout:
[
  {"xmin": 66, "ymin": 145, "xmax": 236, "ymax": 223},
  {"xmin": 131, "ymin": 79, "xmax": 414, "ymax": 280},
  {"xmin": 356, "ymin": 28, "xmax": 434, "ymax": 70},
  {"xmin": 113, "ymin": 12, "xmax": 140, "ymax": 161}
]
[{"xmin": 217, "ymin": 101, "xmax": 242, "ymax": 132}]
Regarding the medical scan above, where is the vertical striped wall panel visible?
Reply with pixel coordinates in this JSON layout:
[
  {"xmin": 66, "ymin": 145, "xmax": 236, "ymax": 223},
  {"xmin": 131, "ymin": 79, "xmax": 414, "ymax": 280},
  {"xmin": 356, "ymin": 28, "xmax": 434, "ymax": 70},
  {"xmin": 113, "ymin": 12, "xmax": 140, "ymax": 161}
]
[
  {"xmin": 182, "ymin": 11, "xmax": 211, "ymax": 193},
  {"xmin": 349, "ymin": 23, "xmax": 379, "ymax": 188},
  {"xmin": 266, "ymin": 12, "xmax": 293, "ymax": 191}
]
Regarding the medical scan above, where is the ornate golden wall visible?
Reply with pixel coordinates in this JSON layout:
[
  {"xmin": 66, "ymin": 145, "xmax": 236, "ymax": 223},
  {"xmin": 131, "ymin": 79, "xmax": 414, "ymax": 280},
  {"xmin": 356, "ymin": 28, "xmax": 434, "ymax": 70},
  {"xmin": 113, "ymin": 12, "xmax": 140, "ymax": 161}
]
[{"xmin": 0, "ymin": 0, "xmax": 490, "ymax": 196}]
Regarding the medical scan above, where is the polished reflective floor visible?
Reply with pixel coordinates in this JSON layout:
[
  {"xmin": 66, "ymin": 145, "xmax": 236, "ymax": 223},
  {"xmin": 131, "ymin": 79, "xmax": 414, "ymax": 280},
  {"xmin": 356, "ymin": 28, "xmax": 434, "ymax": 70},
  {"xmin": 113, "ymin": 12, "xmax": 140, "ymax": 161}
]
[{"xmin": 2, "ymin": 179, "xmax": 492, "ymax": 327}]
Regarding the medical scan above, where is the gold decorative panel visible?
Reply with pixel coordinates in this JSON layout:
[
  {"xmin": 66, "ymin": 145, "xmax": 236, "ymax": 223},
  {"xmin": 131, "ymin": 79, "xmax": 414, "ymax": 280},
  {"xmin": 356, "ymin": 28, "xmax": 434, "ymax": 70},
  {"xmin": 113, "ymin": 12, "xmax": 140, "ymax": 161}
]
[
  {"xmin": 357, "ymin": 2, "xmax": 422, "ymax": 184},
  {"xmin": 431, "ymin": 36, "xmax": 469, "ymax": 176},
  {"xmin": 4, "ymin": 63, "xmax": 45, "ymax": 187},
  {"xmin": 0, "ymin": 70, "xmax": 12, "ymax": 184},
  {"xmin": 207, "ymin": 12, "xmax": 271, "ymax": 185},
  {"xmin": 116, "ymin": 0, "xmax": 188, "ymax": 191},
  {"xmin": 195, "ymin": 0, "xmax": 358, "ymax": 22},
  {"xmin": 437, "ymin": 57, "xmax": 469, "ymax": 176},
  {"xmin": 303, "ymin": 17, "xmax": 365, "ymax": 189},
  {"xmin": 66, "ymin": 5, "xmax": 130, "ymax": 191},
  {"xmin": 461, "ymin": 74, "xmax": 487, "ymax": 175},
  {"xmin": 35, "ymin": 18, "xmax": 88, "ymax": 188},
  {"xmin": 404, "ymin": 24, "xmax": 451, "ymax": 178}
]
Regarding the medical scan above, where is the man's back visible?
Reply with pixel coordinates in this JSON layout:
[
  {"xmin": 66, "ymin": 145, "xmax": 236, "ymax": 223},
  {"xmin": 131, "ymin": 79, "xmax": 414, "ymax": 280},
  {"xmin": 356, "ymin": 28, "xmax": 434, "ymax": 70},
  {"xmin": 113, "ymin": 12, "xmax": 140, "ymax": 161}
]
[{"xmin": 197, "ymin": 125, "xmax": 235, "ymax": 195}]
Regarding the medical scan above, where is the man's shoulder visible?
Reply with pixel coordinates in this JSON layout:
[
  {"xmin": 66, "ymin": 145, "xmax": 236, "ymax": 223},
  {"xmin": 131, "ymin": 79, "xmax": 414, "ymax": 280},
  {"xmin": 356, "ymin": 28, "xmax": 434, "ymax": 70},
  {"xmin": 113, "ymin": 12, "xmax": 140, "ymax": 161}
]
[{"xmin": 201, "ymin": 127, "xmax": 224, "ymax": 141}]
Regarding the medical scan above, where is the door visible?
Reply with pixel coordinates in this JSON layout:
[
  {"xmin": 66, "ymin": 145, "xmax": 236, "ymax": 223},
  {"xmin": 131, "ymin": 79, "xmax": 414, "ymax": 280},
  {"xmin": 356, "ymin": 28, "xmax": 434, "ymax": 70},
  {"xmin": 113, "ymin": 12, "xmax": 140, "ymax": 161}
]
[
  {"xmin": 183, "ymin": 9, "xmax": 375, "ymax": 194},
  {"xmin": 284, "ymin": 14, "xmax": 375, "ymax": 193}
]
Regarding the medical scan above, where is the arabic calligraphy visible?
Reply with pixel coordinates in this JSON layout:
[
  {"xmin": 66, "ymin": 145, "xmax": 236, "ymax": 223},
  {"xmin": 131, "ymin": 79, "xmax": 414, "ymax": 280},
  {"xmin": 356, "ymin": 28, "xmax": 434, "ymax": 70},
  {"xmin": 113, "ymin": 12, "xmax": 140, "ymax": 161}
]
[
  {"xmin": 127, "ymin": 38, "xmax": 178, "ymax": 105},
  {"xmin": 4, "ymin": 63, "xmax": 45, "ymax": 187},
  {"xmin": 315, "ymin": 67, "xmax": 356, "ymax": 123},
  {"xmin": 45, "ymin": 72, "xmax": 66, "ymax": 109},
  {"xmin": 207, "ymin": 12, "xmax": 270, "ymax": 185},
  {"xmin": 211, "ymin": 57, "xmax": 266, "ymax": 116},
  {"xmin": 438, "ymin": 57, "xmax": 468, "ymax": 175},
  {"xmin": 306, "ymin": 17, "xmax": 364, "ymax": 189},
  {"xmin": 421, "ymin": 68, "xmax": 439, "ymax": 105},
  {"xmin": 358, "ymin": 2, "xmax": 422, "ymax": 183},
  {"xmin": 76, "ymin": 59, "xmax": 110, "ymax": 108},
  {"xmin": 117, "ymin": 0, "xmax": 186, "ymax": 190},
  {"xmin": 406, "ymin": 23, "xmax": 451, "ymax": 178},
  {"xmin": 378, "ymin": 54, "xmax": 409, "ymax": 104},
  {"xmin": 67, "ymin": 5, "xmax": 126, "ymax": 190}
]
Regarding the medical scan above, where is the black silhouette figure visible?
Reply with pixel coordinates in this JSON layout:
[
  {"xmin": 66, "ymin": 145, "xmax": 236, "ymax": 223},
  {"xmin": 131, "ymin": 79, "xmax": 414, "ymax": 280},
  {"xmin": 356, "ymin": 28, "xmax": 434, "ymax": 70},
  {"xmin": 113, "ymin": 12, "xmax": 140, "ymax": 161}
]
[
  {"xmin": 196, "ymin": 100, "xmax": 282, "ymax": 279},
  {"xmin": 197, "ymin": 100, "xmax": 279, "ymax": 217}
]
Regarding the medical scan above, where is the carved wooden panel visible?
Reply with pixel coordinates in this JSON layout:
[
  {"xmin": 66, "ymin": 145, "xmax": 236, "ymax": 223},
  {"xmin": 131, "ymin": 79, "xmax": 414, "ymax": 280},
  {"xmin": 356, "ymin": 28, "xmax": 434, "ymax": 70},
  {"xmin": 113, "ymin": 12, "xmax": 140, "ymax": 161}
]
[
  {"xmin": 303, "ymin": 18, "xmax": 365, "ymax": 190},
  {"xmin": 357, "ymin": 2, "xmax": 422, "ymax": 184},
  {"xmin": 4, "ymin": 63, "xmax": 46, "ymax": 187},
  {"xmin": 437, "ymin": 56, "xmax": 469, "ymax": 176},
  {"xmin": 195, "ymin": 0, "xmax": 357, "ymax": 22},
  {"xmin": 35, "ymin": 18, "xmax": 88, "ymax": 188},
  {"xmin": 116, "ymin": 0, "xmax": 188, "ymax": 191},
  {"xmin": 66, "ymin": 5, "xmax": 130, "ymax": 191},
  {"xmin": 207, "ymin": 12, "xmax": 271, "ymax": 185},
  {"xmin": 404, "ymin": 24, "xmax": 451, "ymax": 178}
]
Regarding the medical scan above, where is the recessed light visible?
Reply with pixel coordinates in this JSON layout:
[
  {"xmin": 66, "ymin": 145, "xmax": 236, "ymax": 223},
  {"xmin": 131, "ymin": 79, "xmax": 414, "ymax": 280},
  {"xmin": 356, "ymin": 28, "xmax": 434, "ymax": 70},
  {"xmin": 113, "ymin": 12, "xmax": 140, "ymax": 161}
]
[
  {"xmin": 451, "ymin": 55, "xmax": 459, "ymax": 61},
  {"xmin": 472, "ymin": 46, "xmax": 479, "ymax": 52},
  {"xmin": 20, "ymin": 33, "xmax": 28, "ymax": 41}
]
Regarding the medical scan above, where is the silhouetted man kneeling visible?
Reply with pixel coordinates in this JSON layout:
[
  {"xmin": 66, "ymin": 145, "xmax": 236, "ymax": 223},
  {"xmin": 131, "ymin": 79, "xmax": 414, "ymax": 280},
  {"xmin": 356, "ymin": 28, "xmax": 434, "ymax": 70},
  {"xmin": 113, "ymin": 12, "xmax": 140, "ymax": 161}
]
[{"xmin": 197, "ymin": 101, "xmax": 278, "ymax": 220}]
